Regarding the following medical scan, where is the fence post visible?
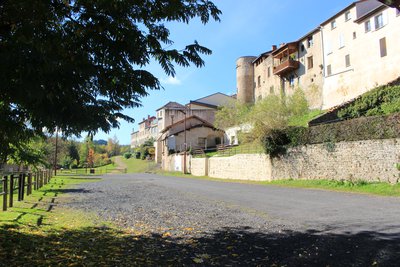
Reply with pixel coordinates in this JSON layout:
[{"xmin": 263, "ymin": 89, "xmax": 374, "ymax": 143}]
[
  {"xmin": 2, "ymin": 176, "xmax": 8, "ymax": 211},
  {"xmin": 27, "ymin": 173, "xmax": 32, "ymax": 195},
  {"xmin": 21, "ymin": 173, "xmax": 26, "ymax": 200},
  {"xmin": 40, "ymin": 171, "xmax": 44, "ymax": 188},
  {"xmin": 17, "ymin": 174, "xmax": 22, "ymax": 201},
  {"xmin": 9, "ymin": 174, "xmax": 14, "ymax": 207}
]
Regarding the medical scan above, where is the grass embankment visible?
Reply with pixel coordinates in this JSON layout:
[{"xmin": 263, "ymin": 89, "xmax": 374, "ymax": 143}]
[
  {"xmin": 57, "ymin": 163, "xmax": 116, "ymax": 176},
  {"xmin": 0, "ymin": 175, "xmax": 143, "ymax": 266},
  {"xmin": 160, "ymin": 172, "xmax": 400, "ymax": 197},
  {"xmin": 119, "ymin": 157, "xmax": 158, "ymax": 173}
]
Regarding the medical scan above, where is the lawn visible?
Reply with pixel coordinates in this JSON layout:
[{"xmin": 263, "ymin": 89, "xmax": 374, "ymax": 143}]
[
  {"xmin": 0, "ymin": 176, "xmax": 137, "ymax": 266},
  {"xmin": 120, "ymin": 157, "xmax": 158, "ymax": 173},
  {"xmin": 160, "ymin": 172, "xmax": 400, "ymax": 197}
]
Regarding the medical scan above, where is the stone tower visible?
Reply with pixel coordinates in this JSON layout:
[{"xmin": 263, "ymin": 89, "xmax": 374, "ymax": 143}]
[{"xmin": 236, "ymin": 56, "xmax": 256, "ymax": 104}]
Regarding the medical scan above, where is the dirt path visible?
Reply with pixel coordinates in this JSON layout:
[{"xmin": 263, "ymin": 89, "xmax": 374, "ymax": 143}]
[{"xmin": 111, "ymin": 156, "xmax": 127, "ymax": 173}]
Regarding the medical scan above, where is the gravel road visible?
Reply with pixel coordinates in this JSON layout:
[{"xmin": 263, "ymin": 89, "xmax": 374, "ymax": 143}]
[{"xmin": 64, "ymin": 173, "xmax": 400, "ymax": 266}]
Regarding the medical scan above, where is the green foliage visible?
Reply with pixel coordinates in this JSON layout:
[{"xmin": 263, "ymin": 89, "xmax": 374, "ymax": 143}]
[
  {"xmin": 338, "ymin": 85, "xmax": 400, "ymax": 119},
  {"xmin": 261, "ymin": 129, "xmax": 290, "ymax": 158},
  {"xmin": 214, "ymin": 102, "xmax": 251, "ymax": 129},
  {"xmin": 249, "ymin": 89, "xmax": 311, "ymax": 143},
  {"xmin": 0, "ymin": 0, "xmax": 221, "ymax": 158},
  {"xmin": 261, "ymin": 113, "xmax": 400, "ymax": 157},
  {"xmin": 123, "ymin": 152, "xmax": 132, "ymax": 159}
]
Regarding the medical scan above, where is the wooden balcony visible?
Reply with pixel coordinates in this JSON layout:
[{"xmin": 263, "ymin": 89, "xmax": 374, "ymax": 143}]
[{"xmin": 273, "ymin": 59, "xmax": 300, "ymax": 76}]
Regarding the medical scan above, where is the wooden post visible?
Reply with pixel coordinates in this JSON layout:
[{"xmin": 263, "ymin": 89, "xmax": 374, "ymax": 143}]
[
  {"xmin": 21, "ymin": 173, "xmax": 25, "ymax": 200},
  {"xmin": 9, "ymin": 174, "xmax": 14, "ymax": 207},
  {"xmin": 27, "ymin": 173, "xmax": 32, "ymax": 195},
  {"xmin": 2, "ymin": 176, "xmax": 7, "ymax": 211},
  {"xmin": 17, "ymin": 174, "xmax": 22, "ymax": 201}
]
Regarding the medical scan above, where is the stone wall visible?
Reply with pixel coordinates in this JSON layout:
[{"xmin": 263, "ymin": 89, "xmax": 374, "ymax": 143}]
[
  {"xmin": 190, "ymin": 158, "xmax": 208, "ymax": 177},
  {"xmin": 272, "ymin": 138, "xmax": 400, "ymax": 183},
  {"xmin": 186, "ymin": 138, "xmax": 400, "ymax": 183},
  {"xmin": 207, "ymin": 154, "xmax": 272, "ymax": 181}
]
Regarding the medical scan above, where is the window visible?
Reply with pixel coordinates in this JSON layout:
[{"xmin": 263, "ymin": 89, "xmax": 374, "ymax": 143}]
[
  {"xmin": 307, "ymin": 36, "xmax": 314, "ymax": 48},
  {"xmin": 267, "ymin": 67, "xmax": 271, "ymax": 77},
  {"xmin": 339, "ymin": 34, "xmax": 345, "ymax": 48},
  {"xmin": 257, "ymin": 76, "xmax": 261, "ymax": 87},
  {"xmin": 270, "ymin": 86, "xmax": 274, "ymax": 94},
  {"xmin": 301, "ymin": 44, "xmax": 305, "ymax": 52},
  {"xmin": 345, "ymin": 11, "xmax": 351, "ymax": 21},
  {"xmin": 327, "ymin": 65, "xmax": 332, "ymax": 76},
  {"xmin": 353, "ymin": 31, "xmax": 357, "ymax": 39},
  {"xmin": 326, "ymin": 40, "xmax": 332, "ymax": 55},
  {"xmin": 331, "ymin": 20, "xmax": 337, "ymax": 29},
  {"xmin": 345, "ymin": 54, "xmax": 351, "ymax": 67},
  {"xmin": 365, "ymin": 20, "xmax": 371, "ymax": 32},
  {"xmin": 307, "ymin": 56, "xmax": 314, "ymax": 69},
  {"xmin": 380, "ymin": 37, "xmax": 387, "ymax": 57},
  {"xmin": 375, "ymin": 13, "xmax": 384, "ymax": 29}
]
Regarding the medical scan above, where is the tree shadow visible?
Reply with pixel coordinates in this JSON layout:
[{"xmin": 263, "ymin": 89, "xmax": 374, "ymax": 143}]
[{"xmin": 0, "ymin": 224, "xmax": 399, "ymax": 266}]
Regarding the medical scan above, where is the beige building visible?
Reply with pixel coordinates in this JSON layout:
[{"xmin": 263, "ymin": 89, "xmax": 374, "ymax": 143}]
[
  {"xmin": 130, "ymin": 115, "xmax": 158, "ymax": 149},
  {"xmin": 159, "ymin": 115, "xmax": 224, "ymax": 153},
  {"xmin": 321, "ymin": 0, "xmax": 400, "ymax": 108},
  {"xmin": 237, "ymin": 0, "xmax": 400, "ymax": 110}
]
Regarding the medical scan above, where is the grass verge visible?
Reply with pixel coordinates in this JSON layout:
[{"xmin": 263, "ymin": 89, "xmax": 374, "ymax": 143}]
[
  {"xmin": 120, "ymin": 157, "xmax": 158, "ymax": 173},
  {"xmin": 158, "ymin": 171, "xmax": 400, "ymax": 197},
  {"xmin": 0, "ymin": 175, "xmax": 138, "ymax": 266}
]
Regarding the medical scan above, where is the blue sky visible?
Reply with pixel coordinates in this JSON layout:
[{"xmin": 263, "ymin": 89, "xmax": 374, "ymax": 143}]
[{"xmin": 95, "ymin": 0, "xmax": 353, "ymax": 145}]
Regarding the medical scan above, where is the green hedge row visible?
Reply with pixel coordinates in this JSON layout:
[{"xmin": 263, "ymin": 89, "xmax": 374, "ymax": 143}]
[
  {"xmin": 262, "ymin": 113, "xmax": 400, "ymax": 157},
  {"xmin": 338, "ymin": 85, "xmax": 400, "ymax": 119}
]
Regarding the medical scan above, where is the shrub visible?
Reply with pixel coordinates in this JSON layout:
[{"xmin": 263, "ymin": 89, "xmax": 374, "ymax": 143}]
[
  {"xmin": 338, "ymin": 85, "xmax": 400, "ymax": 119},
  {"xmin": 123, "ymin": 152, "xmax": 132, "ymax": 159},
  {"xmin": 261, "ymin": 129, "xmax": 290, "ymax": 158}
]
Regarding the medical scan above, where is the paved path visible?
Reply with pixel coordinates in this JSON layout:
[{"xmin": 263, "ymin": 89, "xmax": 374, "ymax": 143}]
[{"xmin": 65, "ymin": 173, "xmax": 400, "ymax": 265}]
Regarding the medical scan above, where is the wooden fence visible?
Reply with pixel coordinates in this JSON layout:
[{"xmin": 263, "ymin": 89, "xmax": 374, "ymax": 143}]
[{"xmin": 0, "ymin": 170, "xmax": 52, "ymax": 212}]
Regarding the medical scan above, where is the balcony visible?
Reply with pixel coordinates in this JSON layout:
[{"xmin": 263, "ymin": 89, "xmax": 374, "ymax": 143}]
[{"xmin": 273, "ymin": 59, "xmax": 300, "ymax": 76}]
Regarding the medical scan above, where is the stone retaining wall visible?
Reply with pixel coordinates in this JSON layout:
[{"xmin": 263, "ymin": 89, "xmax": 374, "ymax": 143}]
[{"xmin": 186, "ymin": 138, "xmax": 400, "ymax": 183}]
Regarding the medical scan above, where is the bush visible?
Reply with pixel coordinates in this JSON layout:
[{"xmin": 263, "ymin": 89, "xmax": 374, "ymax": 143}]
[
  {"xmin": 261, "ymin": 113, "xmax": 400, "ymax": 157},
  {"xmin": 123, "ymin": 152, "xmax": 132, "ymax": 159},
  {"xmin": 261, "ymin": 129, "xmax": 290, "ymax": 158},
  {"xmin": 338, "ymin": 85, "xmax": 400, "ymax": 119}
]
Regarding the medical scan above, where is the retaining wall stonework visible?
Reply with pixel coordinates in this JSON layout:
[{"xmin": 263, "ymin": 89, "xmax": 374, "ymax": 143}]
[
  {"xmin": 186, "ymin": 138, "xmax": 400, "ymax": 183},
  {"xmin": 272, "ymin": 138, "xmax": 400, "ymax": 183}
]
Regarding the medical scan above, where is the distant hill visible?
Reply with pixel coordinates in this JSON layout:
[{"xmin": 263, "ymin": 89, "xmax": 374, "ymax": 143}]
[{"xmin": 94, "ymin": 139, "xmax": 107, "ymax": 145}]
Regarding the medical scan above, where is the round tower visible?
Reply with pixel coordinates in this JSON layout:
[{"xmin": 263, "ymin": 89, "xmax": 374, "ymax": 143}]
[{"xmin": 236, "ymin": 56, "xmax": 257, "ymax": 104}]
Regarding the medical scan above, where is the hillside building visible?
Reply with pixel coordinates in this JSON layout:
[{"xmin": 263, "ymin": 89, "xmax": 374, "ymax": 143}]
[{"xmin": 237, "ymin": 0, "xmax": 400, "ymax": 110}]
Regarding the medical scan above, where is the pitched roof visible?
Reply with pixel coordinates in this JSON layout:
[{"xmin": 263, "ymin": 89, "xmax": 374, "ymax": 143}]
[
  {"xmin": 156, "ymin": 101, "xmax": 186, "ymax": 111},
  {"xmin": 160, "ymin": 115, "xmax": 213, "ymax": 133}
]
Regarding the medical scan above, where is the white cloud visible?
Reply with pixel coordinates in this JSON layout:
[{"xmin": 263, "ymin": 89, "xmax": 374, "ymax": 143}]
[{"xmin": 161, "ymin": 76, "xmax": 182, "ymax": 85}]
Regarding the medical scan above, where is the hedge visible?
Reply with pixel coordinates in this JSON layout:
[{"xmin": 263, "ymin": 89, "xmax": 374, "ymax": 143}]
[{"xmin": 262, "ymin": 113, "xmax": 400, "ymax": 157}]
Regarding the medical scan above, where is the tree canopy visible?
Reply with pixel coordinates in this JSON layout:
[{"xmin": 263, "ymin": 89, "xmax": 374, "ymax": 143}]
[{"xmin": 0, "ymin": 0, "xmax": 221, "ymax": 161}]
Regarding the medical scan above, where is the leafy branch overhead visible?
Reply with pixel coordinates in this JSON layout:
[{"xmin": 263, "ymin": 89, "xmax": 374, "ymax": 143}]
[{"xmin": 0, "ymin": 0, "xmax": 221, "ymax": 160}]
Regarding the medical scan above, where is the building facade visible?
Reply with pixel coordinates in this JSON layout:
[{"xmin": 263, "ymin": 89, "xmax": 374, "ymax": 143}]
[{"xmin": 237, "ymin": 0, "xmax": 400, "ymax": 110}]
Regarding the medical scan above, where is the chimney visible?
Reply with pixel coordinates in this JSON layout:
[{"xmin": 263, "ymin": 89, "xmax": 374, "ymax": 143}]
[{"xmin": 272, "ymin": 45, "xmax": 277, "ymax": 51}]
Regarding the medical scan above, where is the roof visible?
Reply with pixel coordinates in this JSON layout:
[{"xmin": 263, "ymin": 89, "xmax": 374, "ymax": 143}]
[
  {"xmin": 252, "ymin": 50, "xmax": 273, "ymax": 64},
  {"xmin": 187, "ymin": 101, "xmax": 218, "ymax": 109},
  {"xmin": 320, "ymin": 2, "xmax": 357, "ymax": 26},
  {"xmin": 160, "ymin": 115, "xmax": 213, "ymax": 134},
  {"xmin": 191, "ymin": 92, "xmax": 234, "ymax": 103},
  {"xmin": 156, "ymin": 101, "xmax": 186, "ymax": 111},
  {"xmin": 297, "ymin": 27, "xmax": 320, "ymax": 42},
  {"xmin": 354, "ymin": 4, "xmax": 387, "ymax": 23}
]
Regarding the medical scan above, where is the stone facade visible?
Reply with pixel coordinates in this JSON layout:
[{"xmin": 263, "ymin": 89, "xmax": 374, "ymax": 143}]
[
  {"xmin": 238, "ymin": 0, "xmax": 400, "ymax": 110},
  {"xmin": 187, "ymin": 138, "xmax": 400, "ymax": 183}
]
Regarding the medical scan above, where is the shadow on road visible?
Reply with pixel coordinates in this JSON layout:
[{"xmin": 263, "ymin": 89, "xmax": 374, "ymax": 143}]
[{"xmin": 1, "ymin": 224, "xmax": 399, "ymax": 266}]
